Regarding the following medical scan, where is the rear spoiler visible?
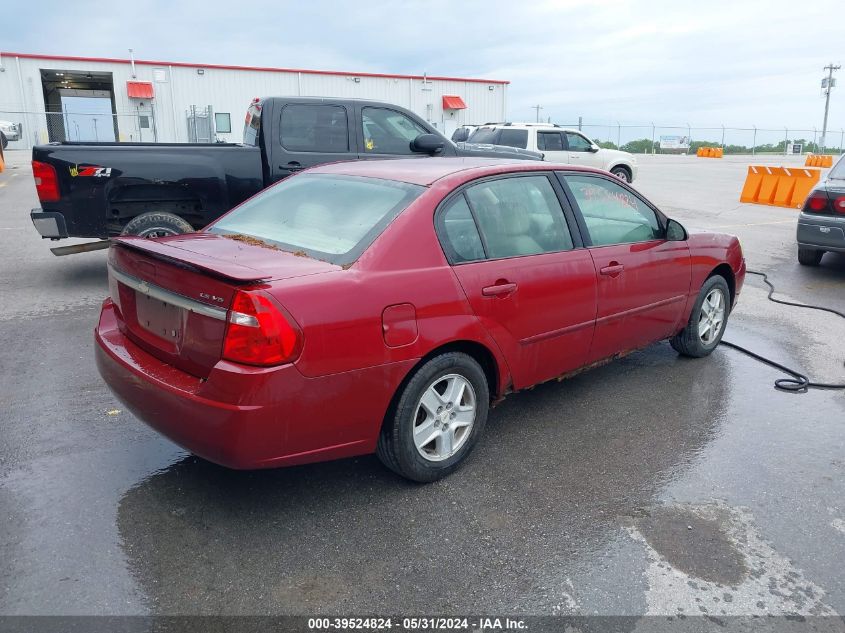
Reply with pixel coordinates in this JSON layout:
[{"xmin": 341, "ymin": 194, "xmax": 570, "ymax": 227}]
[{"xmin": 112, "ymin": 236, "xmax": 273, "ymax": 282}]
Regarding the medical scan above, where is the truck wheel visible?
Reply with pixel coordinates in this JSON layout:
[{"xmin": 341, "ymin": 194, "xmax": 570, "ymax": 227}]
[
  {"xmin": 0, "ymin": 132, "xmax": 7, "ymax": 150},
  {"xmin": 797, "ymin": 247, "xmax": 823, "ymax": 266},
  {"xmin": 121, "ymin": 212, "xmax": 194, "ymax": 238}
]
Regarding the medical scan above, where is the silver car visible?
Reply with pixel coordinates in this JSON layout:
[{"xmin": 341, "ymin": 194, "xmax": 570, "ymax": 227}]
[{"xmin": 797, "ymin": 154, "xmax": 845, "ymax": 266}]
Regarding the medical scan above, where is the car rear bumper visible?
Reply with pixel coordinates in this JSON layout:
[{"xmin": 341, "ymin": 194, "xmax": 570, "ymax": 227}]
[
  {"xmin": 797, "ymin": 213, "xmax": 845, "ymax": 252},
  {"xmin": 31, "ymin": 208, "xmax": 69, "ymax": 238},
  {"xmin": 95, "ymin": 299, "xmax": 414, "ymax": 469}
]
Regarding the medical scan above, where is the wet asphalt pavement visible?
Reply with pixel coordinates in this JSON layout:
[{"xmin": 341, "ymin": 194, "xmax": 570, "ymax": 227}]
[{"xmin": 1, "ymin": 150, "xmax": 844, "ymax": 619}]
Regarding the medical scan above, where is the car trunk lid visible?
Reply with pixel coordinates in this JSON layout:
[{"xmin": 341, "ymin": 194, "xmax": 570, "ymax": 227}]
[{"xmin": 108, "ymin": 233, "xmax": 339, "ymax": 377}]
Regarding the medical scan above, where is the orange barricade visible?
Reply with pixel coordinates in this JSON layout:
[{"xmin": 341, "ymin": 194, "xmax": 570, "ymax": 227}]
[
  {"xmin": 739, "ymin": 166, "xmax": 821, "ymax": 208},
  {"xmin": 697, "ymin": 147, "xmax": 723, "ymax": 158},
  {"xmin": 805, "ymin": 154, "xmax": 834, "ymax": 167}
]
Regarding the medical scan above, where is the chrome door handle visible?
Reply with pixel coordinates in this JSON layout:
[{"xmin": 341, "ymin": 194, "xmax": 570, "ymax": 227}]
[
  {"xmin": 600, "ymin": 263, "xmax": 624, "ymax": 277},
  {"xmin": 482, "ymin": 282, "xmax": 517, "ymax": 297}
]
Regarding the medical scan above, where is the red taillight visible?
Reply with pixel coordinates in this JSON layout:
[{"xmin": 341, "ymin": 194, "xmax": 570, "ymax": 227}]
[
  {"xmin": 805, "ymin": 193, "xmax": 829, "ymax": 212},
  {"xmin": 834, "ymin": 196, "xmax": 845, "ymax": 214},
  {"xmin": 32, "ymin": 160, "xmax": 60, "ymax": 202},
  {"xmin": 222, "ymin": 290, "xmax": 302, "ymax": 366}
]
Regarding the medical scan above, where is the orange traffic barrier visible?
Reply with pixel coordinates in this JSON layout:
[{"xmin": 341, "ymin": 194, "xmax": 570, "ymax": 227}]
[
  {"xmin": 739, "ymin": 166, "xmax": 821, "ymax": 208},
  {"xmin": 697, "ymin": 146, "xmax": 723, "ymax": 158},
  {"xmin": 805, "ymin": 154, "xmax": 834, "ymax": 168}
]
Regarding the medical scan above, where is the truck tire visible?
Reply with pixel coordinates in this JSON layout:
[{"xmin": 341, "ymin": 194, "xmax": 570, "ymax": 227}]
[
  {"xmin": 121, "ymin": 212, "xmax": 194, "ymax": 238},
  {"xmin": 1, "ymin": 132, "xmax": 7, "ymax": 150}
]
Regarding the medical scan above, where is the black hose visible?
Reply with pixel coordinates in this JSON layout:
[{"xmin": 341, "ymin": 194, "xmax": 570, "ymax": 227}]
[{"xmin": 720, "ymin": 270, "xmax": 845, "ymax": 393}]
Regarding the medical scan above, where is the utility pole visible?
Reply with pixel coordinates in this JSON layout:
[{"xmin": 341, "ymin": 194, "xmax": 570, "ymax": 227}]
[
  {"xmin": 532, "ymin": 104, "xmax": 543, "ymax": 123},
  {"xmin": 820, "ymin": 63, "xmax": 840, "ymax": 153}
]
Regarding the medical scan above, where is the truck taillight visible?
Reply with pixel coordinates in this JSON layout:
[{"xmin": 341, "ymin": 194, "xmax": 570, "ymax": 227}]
[
  {"xmin": 222, "ymin": 290, "xmax": 302, "ymax": 366},
  {"xmin": 804, "ymin": 193, "xmax": 829, "ymax": 212},
  {"xmin": 32, "ymin": 160, "xmax": 60, "ymax": 202}
]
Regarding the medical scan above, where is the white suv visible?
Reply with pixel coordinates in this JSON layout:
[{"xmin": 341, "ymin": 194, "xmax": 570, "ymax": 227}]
[{"xmin": 467, "ymin": 123, "xmax": 638, "ymax": 182}]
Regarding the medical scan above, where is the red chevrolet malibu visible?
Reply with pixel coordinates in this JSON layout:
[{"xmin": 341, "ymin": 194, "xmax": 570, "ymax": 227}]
[{"xmin": 95, "ymin": 158, "xmax": 745, "ymax": 481}]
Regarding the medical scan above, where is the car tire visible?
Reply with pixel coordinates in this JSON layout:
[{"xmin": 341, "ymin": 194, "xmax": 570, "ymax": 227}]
[
  {"xmin": 797, "ymin": 247, "xmax": 824, "ymax": 266},
  {"xmin": 377, "ymin": 352, "xmax": 489, "ymax": 482},
  {"xmin": 121, "ymin": 212, "xmax": 194, "ymax": 238},
  {"xmin": 670, "ymin": 275, "xmax": 731, "ymax": 358},
  {"xmin": 610, "ymin": 166, "xmax": 631, "ymax": 182},
  {"xmin": 0, "ymin": 132, "xmax": 7, "ymax": 150}
]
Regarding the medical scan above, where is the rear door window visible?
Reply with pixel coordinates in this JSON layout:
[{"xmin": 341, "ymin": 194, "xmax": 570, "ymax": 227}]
[
  {"xmin": 464, "ymin": 176, "xmax": 574, "ymax": 259},
  {"xmin": 537, "ymin": 131, "xmax": 564, "ymax": 151},
  {"xmin": 496, "ymin": 129, "xmax": 528, "ymax": 149},
  {"xmin": 280, "ymin": 104, "xmax": 350, "ymax": 153}
]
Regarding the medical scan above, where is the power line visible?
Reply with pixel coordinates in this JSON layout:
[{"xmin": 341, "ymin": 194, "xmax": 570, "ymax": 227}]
[{"xmin": 820, "ymin": 62, "xmax": 840, "ymax": 152}]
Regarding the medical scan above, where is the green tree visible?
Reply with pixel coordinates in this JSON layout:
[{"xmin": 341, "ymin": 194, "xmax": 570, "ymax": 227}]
[{"xmin": 620, "ymin": 138, "xmax": 654, "ymax": 153}]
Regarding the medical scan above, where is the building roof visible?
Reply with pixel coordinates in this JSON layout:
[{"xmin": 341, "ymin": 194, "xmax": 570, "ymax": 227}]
[{"xmin": 0, "ymin": 51, "xmax": 509, "ymax": 85}]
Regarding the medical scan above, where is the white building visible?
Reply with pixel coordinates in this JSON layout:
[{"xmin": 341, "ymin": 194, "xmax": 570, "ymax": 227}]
[{"xmin": 0, "ymin": 51, "xmax": 508, "ymax": 149}]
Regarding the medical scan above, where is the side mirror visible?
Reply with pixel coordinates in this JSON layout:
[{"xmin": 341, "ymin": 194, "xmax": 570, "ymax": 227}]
[
  {"xmin": 666, "ymin": 218, "xmax": 687, "ymax": 241},
  {"xmin": 411, "ymin": 133, "xmax": 445, "ymax": 155},
  {"xmin": 588, "ymin": 144, "xmax": 600, "ymax": 153}
]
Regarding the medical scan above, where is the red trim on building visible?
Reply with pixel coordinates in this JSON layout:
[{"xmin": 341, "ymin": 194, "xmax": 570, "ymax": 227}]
[
  {"xmin": 442, "ymin": 95, "xmax": 467, "ymax": 110},
  {"xmin": 1, "ymin": 51, "xmax": 510, "ymax": 85},
  {"xmin": 126, "ymin": 81, "xmax": 154, "ymax": 98}
]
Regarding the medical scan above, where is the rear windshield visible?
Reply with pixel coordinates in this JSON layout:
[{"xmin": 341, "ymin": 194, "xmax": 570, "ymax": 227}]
[
  {"xmin": 466, "ymin": 127, "xmax": 528, "ymax": 149},
  {"xmin": 208, "ymin": 174, "xmax": 424, "ymax": 265}
]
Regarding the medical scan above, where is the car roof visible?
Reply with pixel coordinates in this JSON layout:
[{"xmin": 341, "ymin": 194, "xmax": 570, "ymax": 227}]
[{"xmin": 306, "ymin": 157, "xmax": 604, "ymax": 186}]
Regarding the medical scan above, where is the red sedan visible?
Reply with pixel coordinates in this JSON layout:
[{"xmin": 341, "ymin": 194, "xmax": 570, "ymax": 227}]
[{"xmin": 95, "ymin": 158, "xmax": 745, "ymax": 482}]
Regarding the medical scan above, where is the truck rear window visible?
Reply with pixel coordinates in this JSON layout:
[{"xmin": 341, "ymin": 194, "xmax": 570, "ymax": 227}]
[{"xmin": 208, "ymin": 174, "xmax": 424, "ymax": 265}]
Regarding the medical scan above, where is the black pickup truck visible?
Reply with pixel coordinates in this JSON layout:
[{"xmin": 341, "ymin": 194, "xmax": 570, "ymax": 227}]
[{"xmin": 30, "ymin": 97, "xmax": 542, "ymax": 250}]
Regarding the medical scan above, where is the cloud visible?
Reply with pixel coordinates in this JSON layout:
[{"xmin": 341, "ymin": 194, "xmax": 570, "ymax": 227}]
[{"xmin": 4, "ymin": 0, "xmax": 843, "ymax": 133}]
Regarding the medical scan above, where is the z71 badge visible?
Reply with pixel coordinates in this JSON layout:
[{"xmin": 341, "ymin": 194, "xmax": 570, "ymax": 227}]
[{"xmin": 69, "ymin": 165, "xmax": 112, "ymax": 178}]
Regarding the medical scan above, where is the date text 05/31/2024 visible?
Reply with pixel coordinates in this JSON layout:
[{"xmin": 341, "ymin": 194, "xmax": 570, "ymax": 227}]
[{"xmin": 307, "ymin": 617, "xmax": 527, "ymax": 630}]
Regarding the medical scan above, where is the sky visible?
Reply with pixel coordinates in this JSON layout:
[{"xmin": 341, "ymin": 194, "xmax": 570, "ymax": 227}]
[{"xmin": 3, "ymin": 0, "xmax": 843, "ymax": 135}]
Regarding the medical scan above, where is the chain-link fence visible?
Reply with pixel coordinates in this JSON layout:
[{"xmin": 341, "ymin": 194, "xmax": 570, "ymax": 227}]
[
  {"xmin": 556, "ymin": 122, "xmax": 845, "ymax": 155},
  {"xmin": 0, "ymin": 109, "xmax": 158, "ymax": 150}
]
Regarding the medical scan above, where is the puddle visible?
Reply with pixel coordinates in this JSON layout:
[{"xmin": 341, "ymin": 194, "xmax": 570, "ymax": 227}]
[{"xmin": 626, "ymin": 502, "xmax": 837, "ymax": 616}]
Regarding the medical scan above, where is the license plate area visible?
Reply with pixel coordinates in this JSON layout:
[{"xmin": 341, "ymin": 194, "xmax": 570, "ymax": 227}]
[{"xmin": 135, "ymin": 291, "xmax": 184, "ymax": 342}]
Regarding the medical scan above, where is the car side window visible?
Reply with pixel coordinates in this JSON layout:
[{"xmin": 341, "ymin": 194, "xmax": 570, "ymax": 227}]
[
  {"xmin": 564, "ymin": 175, "xmax": 663, "ymax": 246},
  {"xmin": 565, "ymin": 132, "xmax": 593, "ymax": 152},
  {"xmin": 361, "ymin": 107, "xmax": 428, "ymax": 154},
  {"xmin": 496, "ymin": 129, "xmax": 529, "ymax": 149},
  {"xmin": 537, "ymin": 131, "xmax": 564, "ymax": 151},
  {"xmin": 280, "ymin": 104, "xmax": 349, "ymax": 153},
  {"xmin": 464, "ymin": 176, "xmax": 574, "ymax": 259},
  {"xmin": 438, "ymin": 195, "xmax": 486, "ymax": 263}
]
